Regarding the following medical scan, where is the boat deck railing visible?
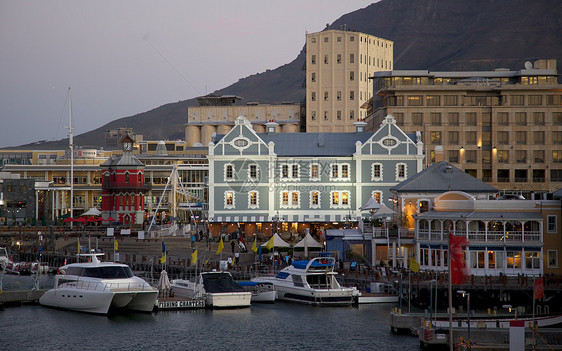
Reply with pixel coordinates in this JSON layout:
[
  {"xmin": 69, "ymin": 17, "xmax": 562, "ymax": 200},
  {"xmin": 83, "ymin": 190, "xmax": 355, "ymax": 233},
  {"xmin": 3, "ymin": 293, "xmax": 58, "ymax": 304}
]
[{"xmin": 59, "ymin": 280, "xmax": 156, "ymax": 293}]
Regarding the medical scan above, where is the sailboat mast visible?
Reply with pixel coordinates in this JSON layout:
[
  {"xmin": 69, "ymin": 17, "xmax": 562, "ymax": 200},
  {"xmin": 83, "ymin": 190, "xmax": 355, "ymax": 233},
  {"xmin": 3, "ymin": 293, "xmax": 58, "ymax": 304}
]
[{"xmin": 68, "ymin": 87, "xmax": 74, "ymax": 226}]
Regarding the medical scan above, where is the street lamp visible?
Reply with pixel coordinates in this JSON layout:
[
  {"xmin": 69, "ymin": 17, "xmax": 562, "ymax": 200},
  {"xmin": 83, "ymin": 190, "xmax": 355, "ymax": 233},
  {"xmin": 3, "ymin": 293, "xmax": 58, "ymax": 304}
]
[{"xmin": 458, "ymin": 290, "xmax": 471, "ymax": 343}]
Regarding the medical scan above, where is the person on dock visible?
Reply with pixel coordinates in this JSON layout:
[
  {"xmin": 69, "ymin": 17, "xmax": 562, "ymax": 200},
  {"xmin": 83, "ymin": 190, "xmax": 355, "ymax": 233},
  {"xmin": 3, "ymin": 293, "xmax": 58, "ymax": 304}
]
[{"xmin": 231, "ymin": 240, "xmax": 235, "ymax": 253}]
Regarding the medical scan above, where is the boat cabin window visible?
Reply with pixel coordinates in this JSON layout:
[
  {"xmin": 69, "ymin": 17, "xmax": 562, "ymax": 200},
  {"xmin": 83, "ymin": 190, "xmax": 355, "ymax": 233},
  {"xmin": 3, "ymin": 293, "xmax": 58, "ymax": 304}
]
[
  {"xmin": 292, "ymin": 275, "xmax": 304, "ymax": 287},
  {"xmin": 65, "ymin": 267, "xmax": 83, "ymax": 276},
  {"xmin": 306, "ymin": 275, "xmax": 331, "ymax": 289},
  {"xmin": 81, "ymin": 266, "xmax": 134, "ymax": 279}
]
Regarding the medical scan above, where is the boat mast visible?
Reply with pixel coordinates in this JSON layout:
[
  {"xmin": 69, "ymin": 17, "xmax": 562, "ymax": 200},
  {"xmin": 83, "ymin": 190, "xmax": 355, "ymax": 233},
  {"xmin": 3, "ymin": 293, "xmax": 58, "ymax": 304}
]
[{"xmin": 68, "ymin": 87, "xmax": 74, "ymax": 228}]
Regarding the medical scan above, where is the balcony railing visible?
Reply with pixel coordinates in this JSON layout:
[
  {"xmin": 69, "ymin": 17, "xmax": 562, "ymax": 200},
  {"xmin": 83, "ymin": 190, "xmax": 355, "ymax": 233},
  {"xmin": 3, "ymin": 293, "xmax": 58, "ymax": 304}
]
[
  {"xmin": 102, "ymin": 181, "xmax": 152, "ymax": 191},
  {"xmin": 417, "ymin": 229, "xmax": 541, "ymax": 243}
]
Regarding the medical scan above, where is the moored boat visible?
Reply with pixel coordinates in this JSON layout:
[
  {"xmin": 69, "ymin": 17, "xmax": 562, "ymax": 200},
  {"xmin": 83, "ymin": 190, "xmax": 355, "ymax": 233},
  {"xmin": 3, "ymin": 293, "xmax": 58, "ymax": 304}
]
[
  {"xmin": 39, "ymin": 253, "xmax": 158, "ymax": 314},
  {"xmin": 252, "ymin": 256, "xmax": 357, "ymax": 306},
  {"xmin": 237, "ymin": 281, "xmax": 276, "ymax": 303},
  {"xmin": 170, "ymin": 271, "xmax": 251, "ymax": 308}
]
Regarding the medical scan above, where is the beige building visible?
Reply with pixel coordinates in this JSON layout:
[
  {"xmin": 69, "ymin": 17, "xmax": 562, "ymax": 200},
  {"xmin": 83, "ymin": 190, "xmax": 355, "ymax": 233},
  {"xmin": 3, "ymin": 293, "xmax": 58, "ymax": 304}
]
[
  {"xmin": 366, "ymin": 59, "xmax": 562, "ymax": 196},
  {"xmin": 305, "ymin": 29, "xmax": 393, "ymax": 133},
  {"xmin": 186, "ymin": 95, "xmax": 301, "ymax": 146}
]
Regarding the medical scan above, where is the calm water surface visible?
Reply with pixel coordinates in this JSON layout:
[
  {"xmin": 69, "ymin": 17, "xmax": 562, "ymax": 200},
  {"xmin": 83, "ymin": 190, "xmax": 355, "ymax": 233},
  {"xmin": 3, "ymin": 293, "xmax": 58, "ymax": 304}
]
[{"xmin": 0, "ymin": 276, "xmax": 420, "ymax": 351}]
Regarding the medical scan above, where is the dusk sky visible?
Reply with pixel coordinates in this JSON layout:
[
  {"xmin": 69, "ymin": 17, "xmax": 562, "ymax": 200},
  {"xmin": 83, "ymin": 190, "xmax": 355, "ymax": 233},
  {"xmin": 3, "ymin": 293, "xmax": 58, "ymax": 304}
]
[{"xmin": 0, "ymin": 1, "xmax": 376, "ymax": 148}]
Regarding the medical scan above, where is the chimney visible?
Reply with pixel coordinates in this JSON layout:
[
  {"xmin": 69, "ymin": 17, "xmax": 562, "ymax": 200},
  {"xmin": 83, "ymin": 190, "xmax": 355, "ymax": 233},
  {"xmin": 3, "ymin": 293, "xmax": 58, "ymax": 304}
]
[
  {"xmin": 265, "ymin": 120, "xmax": 278, "ymax": 134},
  {"xmin": 353, "ymin": 119, "xmax": 367, "ymax": 133}
]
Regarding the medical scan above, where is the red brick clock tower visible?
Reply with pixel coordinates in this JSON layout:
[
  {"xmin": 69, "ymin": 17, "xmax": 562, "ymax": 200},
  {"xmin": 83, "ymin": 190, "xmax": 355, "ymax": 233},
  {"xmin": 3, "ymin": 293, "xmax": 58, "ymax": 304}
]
[{"xmin": 100, "ymin": 132, "xmax": 150, "ymax": 226}]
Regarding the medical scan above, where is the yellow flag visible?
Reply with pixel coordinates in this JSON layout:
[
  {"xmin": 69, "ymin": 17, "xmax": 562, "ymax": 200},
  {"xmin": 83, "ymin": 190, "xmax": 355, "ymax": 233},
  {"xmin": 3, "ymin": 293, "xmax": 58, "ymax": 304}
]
[
  {"xmin": 216, "ymin": 237, "xmax": 224, "ymax": 254},
  {"xmin": 205, "ymin": 258, "xmax": 210, "ymax": 265},
  {"xmin": 114, "ymin": 239, "xmax": 118, "ymax": 251},
  {"xmin": 159, "ymin": 252, "xmax": 166, "ymax": 264},
  {"xmin": 266, "ymin": 236, "xmax": 274, "ymax": 250},
  {"xmin": 252, "ymin": 237, "xmax": 258, "ymax": 253},
  {"xmin": 77, "ymin": 240, "xmax": 81, "ymax": 254},
  {"xmin": 409, "ymin": 257, "xmax": 420, "ymax": 272},
  {"xmin": 191, "ymin": 249, "xmax": 198, "ymax": 265}
]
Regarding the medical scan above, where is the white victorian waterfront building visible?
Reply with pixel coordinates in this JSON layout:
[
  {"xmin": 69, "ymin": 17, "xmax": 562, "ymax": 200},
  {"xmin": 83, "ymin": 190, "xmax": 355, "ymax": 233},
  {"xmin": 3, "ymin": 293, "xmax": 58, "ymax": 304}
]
[{"xmin": 206, "ymin": 115, "xmax": 424, "ymax": 239}]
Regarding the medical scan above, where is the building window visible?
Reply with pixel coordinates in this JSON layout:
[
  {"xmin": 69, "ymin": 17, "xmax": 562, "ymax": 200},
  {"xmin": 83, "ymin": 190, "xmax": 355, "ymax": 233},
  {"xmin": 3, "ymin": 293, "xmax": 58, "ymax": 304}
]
[
  {"xmin": 548, "ymin": 250, "xmax": 558, "ymax": 268},
  {"xmin": 225, "ymin": 164, "xmax": 234, "ymax": 181},
  {"xmin": 553, "ymin": 150, "xmax": 562, "ymax": 163},
  {"xmin": 430, "ymin": 112, "xmax": 441, "ymax": 126},
  {"xmin": 311, "ymin": 111, "xmax": 316, "ymax": 121},
  {"xmin": 281, "ymin": 164, "xmax": 289, "ymax": 179},
  {"xmin": 533, "ymin": 131, "xmax": 545, "ymax": 145},
  {"xmin": 350, "ymin": 54, "xmax": 354, "ymax": 63},
  {"xmin": 350, "ymin": 91, "xmax": 354, "ymax": 100},
  {"xmin": 552, "ymin": 170, "xmax": 562, "ymax": 182},
  {"xmin": 396, "ymin": 163, "xmax": 407, "ymax": 181},
  {"xmin": 448, "ymin": 131, "xmax": 459, "ymax": 145},
  {"xmin": 311, "ymin": 55, "xmax": 316, "ymax": 64},
  {"xmin": 292, "ymin": 164, "xmax": 299, "ymax": 178},
  {"xmin": 533, "ymin": 169, "xmax": 545, "ymax": 183},
  {"xmin": 225, "ymin": 191, "xmax": 235, "ymax": 208},
  {"xmin": 324, "ymin": 36, "xmax": 328, "ymax": 43},
  {"xmin": 546, "ymin": 95, "xmax": 562, "ymax": 105},
  {"xmin": 349, "ymin": 71, "xmax": 354, "ymax": 81},
  {"xmin": 412, "ymin": 113, "xmax": 423, "ymax": 126},
  {"xmin": 337, "ymin": 91, "xmax": 341, "ymax": 101},
  {"xmin": 528, "ymin": 95, "xmax": 543, "ymax": 106},
  {"xmin": 337, "ymin": 110, "xmax": 341, "ymax": 120},
  {"xmin": 525, "ymin": 252, "xmax": 540, "ymax": 269},
  {"xmin": 324, "ymin": 55, "xmax": 328, "ymax": 64},
  {"xmin": 394, "ymin": 113, "xmax": 404, "ymax": 126},
  {"xmin": 444, "ymin": 95, "xmax": 458, "ymax": 106},
  {"xmin": 350, "ymin": 36, "xmax": 354, "ymax": 41},
  {"xmin": 280, "ymin": 191, "xmax": 300, "ymax": 208},
  {"xmin": 448, "ymin": 113, "xmax": 459, "ymax": 126},
  {"xmin": 248, "ymin": 191, "xmax": 258, "ymax": 209},
  {"xmin": 515, "ymin": 131, "xmax": 527, "ymax": 145},
  {"xmin": 516, "ymin": 150, "xmax": 527, "ymax": 163},
  {"xmin": 125, "ymin": 172, "xmax": 129, "ymax": 183},
  {"xmin": 330, "ymin": 191, "xmax": 351, "ymax": 208},
  {"xmin": 511, "ymin": 95, "xmax": 524, "ymax": 106},
  {"xmin": 533, "ymin": 112, "xmax": 545, "ymax": 125},
  {"xmin": 448, "ymin": 150, "xmax": 459, "ymax": 163},
  {"xmin": 430, "ymin": 131, "xmax": 441, "ymax": 144},
  {"xmin": 465, "ymin": 150, "xmax": 477, "ymax": 163},
  {"xmin": 371, "ymin": 163, "xmax": 383, "ymax": 181},
  {"xmin": 349, "ymin": 110, "xmax": 354, "ymax": 120},
  {"xmin": 554, "ymin": 131, "xmax": 562, "ymax": 144},
  {"xmin": 515, "ymin": 112, "xmax": 527, "ymax": 126},
  {"xmin": 497, "ymin": 150, "xmax": 509, "ymax": 163},
  {"xmin": 324, "ymin": 91, "xmax": 328, "ymax": 101},
  {"xmin": 497, "ymin": 131, "xmax": 509, "ymax": 145},
  {"xmin": 534, "ymin": 150, "xmax": 545, "ymax": 163},
  {"xmin": 330, "ymin": 163, "xmax": 351, "ymax": 181},
  {"xmin": 466, "ymin": 113, "xmax": 477, "ymax": 126},
  {"xmin": 548, "ymin": 215, "xmax": 558, "ymax": 233},
  {"xmin": 515, "ymin": 169, "xmax": 527, "ymax": 182},
  {"xmin": 310, "ymin": 191, "xmax": 320, "ymax": 208},
  {"xmin": 498, "ymin": 112, "xmax": 509, "ymax": 126},
  {"xmin": 249, "ymin": 164, "xmax": 258, "ymax": 179},
  {"xmin": 554, "ymin": 112, "xmax": 562, "ymax": 126},
  {"xmin": 310, "ymin": 163, "xmax": 320, "ymax": 180},
  {"xmin": 324, "ymin": 111, "xmax": 328, "ymax": 120},
  {"xmin": 426, "ymin": 95, "xmax": 440, "ymax": 106},
  {"xmin": 371, "ymin": 191, "xmax": 382, "ymax": 204},
  {"xmin": 282, "ymin": 192, "xmax": 289, "ymax": 206},
  {"xmin": 465, "ymin": 131, "xmax": 477, "ymax": 145},
  {"xmin": 407, "ymin": 96, "xmax": 423, "ymax": 106},
  {"xmin": 311, "ymin": 92, "xmax": 316, "ymax": 101},
  {"xmin": 497, "ymin": 169, "xmax": 510, "ymax": 182},
  {"xmin": 311, "ymin": 73, "xmax": 316, "ymax": 82},
  {"xmin": 337, "ymin": 36, "xmax": 341, "ymax": 42}
]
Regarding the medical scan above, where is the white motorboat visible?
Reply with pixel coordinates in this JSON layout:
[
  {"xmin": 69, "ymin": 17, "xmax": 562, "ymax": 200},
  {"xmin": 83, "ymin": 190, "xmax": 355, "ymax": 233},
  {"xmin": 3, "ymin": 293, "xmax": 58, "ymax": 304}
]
[
  {"xmin": 237, "ymin": 281, "xmax": 276, "ymax": 303},
  {"xmin": 39, "ymin": 254, "xmax": 158, "ymax": 314},
  {"xmin": 252, "ymin": 256, "xmax": 357, "ymax": 306},
  {"xmin": 170, "ymin": 271, "xmax": 251, "ymax": 308}
]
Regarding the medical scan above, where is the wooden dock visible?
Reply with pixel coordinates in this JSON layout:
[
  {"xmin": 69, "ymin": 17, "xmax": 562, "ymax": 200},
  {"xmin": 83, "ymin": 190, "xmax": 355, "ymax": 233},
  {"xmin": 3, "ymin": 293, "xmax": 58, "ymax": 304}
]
[{"xmin": 0, "ymin": 289, "xmax": 47, "ymax": 306}]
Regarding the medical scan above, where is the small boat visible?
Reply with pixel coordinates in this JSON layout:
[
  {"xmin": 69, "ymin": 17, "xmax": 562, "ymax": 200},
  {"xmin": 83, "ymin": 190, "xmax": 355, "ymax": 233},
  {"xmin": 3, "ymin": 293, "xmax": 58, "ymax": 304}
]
[
  {"xmin": 39, "ymin": 254, "xmax": 158, "ymax": 314},
  {"xmin": 4, "ymin": 261, "xmax": 31, "ymax": 275},
  {"xmin": 237, "ymin": 281, "xmax": 276, "ymax": 303},
  {"xmin": 170, "ymin": 271, "xmax": 251, "ymax": 308},
  {"xmin": 252, "ymin": 256, "xmax": 357, "ymax": 306}
]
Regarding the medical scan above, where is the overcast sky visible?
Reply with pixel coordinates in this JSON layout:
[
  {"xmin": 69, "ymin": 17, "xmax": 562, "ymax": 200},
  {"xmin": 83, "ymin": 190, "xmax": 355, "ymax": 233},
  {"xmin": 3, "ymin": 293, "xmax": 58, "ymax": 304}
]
[{"xmin": 0, "ymin": 1, "xmax": 376, "ymax": 148}]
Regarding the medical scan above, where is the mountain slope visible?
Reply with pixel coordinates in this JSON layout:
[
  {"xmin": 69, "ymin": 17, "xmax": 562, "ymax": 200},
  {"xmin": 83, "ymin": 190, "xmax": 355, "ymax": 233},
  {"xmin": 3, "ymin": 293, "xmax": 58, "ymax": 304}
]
[{"xmin": 14, "ymin": 0, "xmax": 562, "ymax": 150}]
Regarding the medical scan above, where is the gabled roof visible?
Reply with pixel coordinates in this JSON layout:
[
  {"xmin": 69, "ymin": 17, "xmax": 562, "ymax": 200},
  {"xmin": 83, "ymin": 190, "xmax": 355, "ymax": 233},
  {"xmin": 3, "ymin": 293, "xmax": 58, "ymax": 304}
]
[
  {"xmin": 391, "ymin": 161, "xmax": 497, "ymax": 194},
  {"xmin": 100, "ymin": 154, "xmax": 144, "ymax": 167}
]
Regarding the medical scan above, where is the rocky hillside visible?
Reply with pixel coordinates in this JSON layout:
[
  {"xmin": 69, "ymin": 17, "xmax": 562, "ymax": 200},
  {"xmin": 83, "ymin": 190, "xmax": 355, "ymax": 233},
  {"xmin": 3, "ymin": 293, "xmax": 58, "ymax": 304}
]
[{"xmin": 16, "ymin": 0, "xmax": 562, "ymax": 150}]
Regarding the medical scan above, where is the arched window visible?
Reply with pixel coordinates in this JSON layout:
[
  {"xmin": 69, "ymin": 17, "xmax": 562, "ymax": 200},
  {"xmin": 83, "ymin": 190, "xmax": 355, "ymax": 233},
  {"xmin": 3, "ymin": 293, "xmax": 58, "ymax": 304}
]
[{"xmin": 125, "ymin": 172, "xmax": 129, "ymax": 183}]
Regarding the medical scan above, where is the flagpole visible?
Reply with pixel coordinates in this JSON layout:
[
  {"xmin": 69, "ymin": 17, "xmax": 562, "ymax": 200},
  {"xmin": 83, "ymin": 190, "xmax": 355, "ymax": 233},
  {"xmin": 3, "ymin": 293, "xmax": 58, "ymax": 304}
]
[
  {"xmin": 532, "ymin": 275, "xmax": 536, "ymax": 347},
  {"xmin": 448, "ymin": 232, "xmax": 453, "ymax": 351},
  {"xmin": 113, "ymin": 237, "xmax": 116, "ymax": 262}
]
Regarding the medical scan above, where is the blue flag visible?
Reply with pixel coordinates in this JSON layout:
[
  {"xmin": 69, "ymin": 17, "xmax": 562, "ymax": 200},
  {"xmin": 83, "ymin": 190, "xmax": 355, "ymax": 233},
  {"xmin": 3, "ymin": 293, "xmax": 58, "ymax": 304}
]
[
  {"xmin": 161, "ymin": 241, "xmax": 166, "ymax": 253},
  {"xmin": 38, "ymin": 245, "xmax": 43, "ymax": 259}
]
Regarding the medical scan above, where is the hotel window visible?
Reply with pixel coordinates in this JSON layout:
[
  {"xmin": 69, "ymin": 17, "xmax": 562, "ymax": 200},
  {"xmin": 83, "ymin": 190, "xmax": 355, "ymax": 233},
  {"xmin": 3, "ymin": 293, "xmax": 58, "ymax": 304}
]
[
  {"xmin": 497, "ymin": 150, "xmax": 508, "ymax": 163},
  {"xmin": 225, "ymin": 191, "xmax": 234, "ymax": 208},
  {"xmin": 310, "ymin": 164, "xmax": 320, "ymax": 180},
  {"xmin": 465, "ymin": 150, "xmax": 477, "ymax": 163},
  {"xmin": 533, "ymin": 112, "xmax": 545, "ymax": 125},
  {"xmin": 324, "ymin": 111, "xmax": 328, "ymax": 120},
  {"xmin": 249, "ymin": 164, "xmax": 258, "ymax": 179},
  {"xmin": 324, "ymin": 91, "xmax": 328, "ymax": 101},
  {"xmin": 444, "ymin": 95, "xmax": 458, "ymax": 106},
  {"xmin": 337, "ymin": 110, "xmax": 342, "ymax": 120},
  {"xmin": 311, "ymin": 92, "xmax": 316, "ymax": 101},
  {"xmin": 554, "ymin": 112, "xmax": 562, "ymax": 126},
  {"xmin": 349, "ymin": 71, "xmax": 354, "ymax": 81},
  {"xmin": 448, "ymin": 150, "xmax": 459, "ymax": 163},
  {"xmin": 349, "ymin": 54, "xmax": 354, "ymax": 63},
  {"xmin": 511, "ymin": 95, "xmax": 524, "ymax": 106},
  {"xmin": 466, "ymin": 112, "xmax": 477, "ymax": 126},
  {"xmin": 337, "ymin": 91, "xmax": 341, "ymax": 101},
  {"xmin": 407, "ymin": 95, "xmax": 423, "ymax": 106},
  {"xmin": 546, "ymin": 95, "xmax": 562, "ymax": 105},
  {"xmin": 515, "ymin": 131, "xmax": 527, "ymax": 145},
  {"xmin": 311, "ymin": 73, "xmax": 316, "ymax": 82},
  {"xmin": 528, "ymin": 95, "xmax": 543, "ymax": 106},
  {"xmin": 426, "ymin": 95, "xmax": 440, "ymax": 106},
  {"xmin": 225, "ymin": 164, "xmax": 234, "ymax": 180},
  {"xmin": 515, "ymin": 112, "xmax": 527, "ymax": 126},
  {"xmin": 396, "ymin": 163, "xmax": 407, "ymax": 181},
  {"xmin": 448, "ymin": 113, "xmax": 459, "ymax": 126},
  {"xmin": 533, "ymin": 131, "xmax": 545, "ymax": 145},
  {"xmin": 498, "ymin": 112, "xmax": 509, "ymax": 126},
  {"xmin": 553, "ymin": 151, "xmax": 562, "ymax": 163},
  {"xmin": 248, "ymin": 192, "xmax": 258, "ymax": 208},
  {"xmin": 516, "ymin": 150, "xmax": 527, "ymax": 163},
  {"xmin": 465, "ymin": 131, "xmax": 477, "ymax": 145},
  {"xmin": 412, "ymin": 113, "xmax": 423, "ymax": 126},
  {"xmin": 497, "ymin": 131, "xmax": 509, "ymax": 145},
  {"xmin": 548, "ymin": 250, "xmax": 558, "ymax": 268},
  {"xmin": 430, "ymin": 113, "xmax": 441, "ymax": 126},
  {"xmin": 371, "ymin": 163, "xmax": 383, "ymax": 181},
  {"xmin": 350, "ymin": 91, "xmax": 355, "ymax": 100},
  {"xmin": 324, "ymin": 55, "xmax": 328, "ymax": 64},
  {"xmin": 430, "ymin": 131, "xmax": 441, "ymax": 144},
  {"xmin": 310, "ymin": 191, "xmax": 320, "ymax": 208},
  {"xmin": 311, "ymin": 55, "xmax": 316, "ymax": 64},
  {"xmin": 554, "ymin": 131, "xmax": 562, "ymax": 144},
  {"xmin": 534, "ymin": 150, "xmax": 545, "ymax": 163}
]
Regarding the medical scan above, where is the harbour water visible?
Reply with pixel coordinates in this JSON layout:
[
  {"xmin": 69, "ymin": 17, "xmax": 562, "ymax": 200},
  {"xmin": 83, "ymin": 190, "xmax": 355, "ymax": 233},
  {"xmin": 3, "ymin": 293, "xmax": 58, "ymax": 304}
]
[{"xmin": 0, "ymin": 277, "xmax": 419, "ymax": 351}]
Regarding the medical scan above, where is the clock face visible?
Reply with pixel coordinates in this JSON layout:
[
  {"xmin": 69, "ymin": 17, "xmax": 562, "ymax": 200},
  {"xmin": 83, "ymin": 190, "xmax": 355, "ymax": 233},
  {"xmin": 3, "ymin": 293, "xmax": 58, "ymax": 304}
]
[{"xmin": 124, "ymin": 142, "xmax": 132, "ymax": 151}]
